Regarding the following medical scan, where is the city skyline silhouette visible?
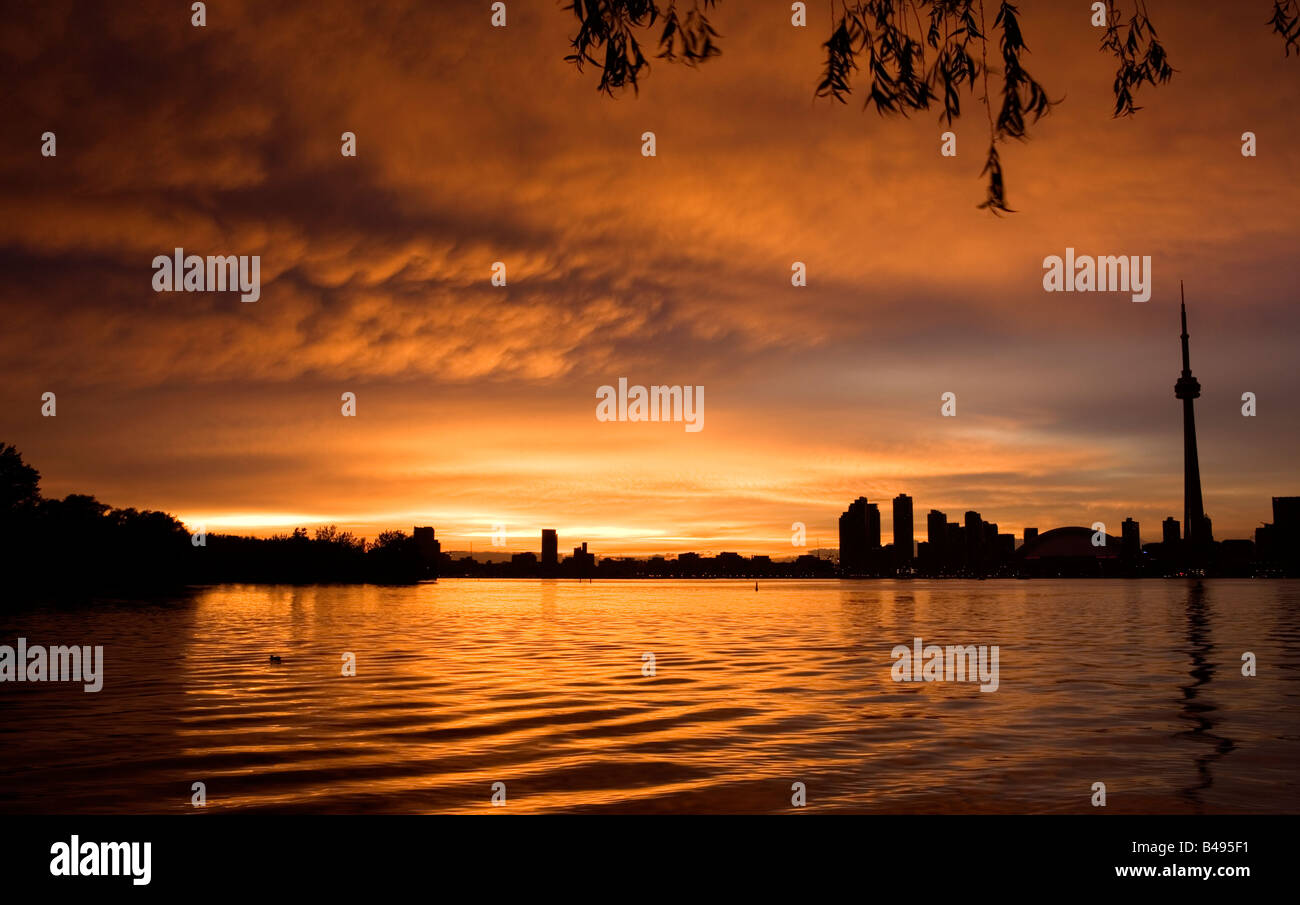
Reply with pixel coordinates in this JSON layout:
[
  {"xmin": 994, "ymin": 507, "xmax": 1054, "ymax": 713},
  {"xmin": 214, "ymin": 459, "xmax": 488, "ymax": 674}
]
[{"xmin": 4, "ymin": 292, "xmax": 1295, "ymax": 585}]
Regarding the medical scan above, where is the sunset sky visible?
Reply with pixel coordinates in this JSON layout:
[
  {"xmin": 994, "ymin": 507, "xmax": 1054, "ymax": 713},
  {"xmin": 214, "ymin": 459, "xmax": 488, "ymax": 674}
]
[{"xmin": 1, "ymin": 0, "xmax": 1297, "ymax": 556}]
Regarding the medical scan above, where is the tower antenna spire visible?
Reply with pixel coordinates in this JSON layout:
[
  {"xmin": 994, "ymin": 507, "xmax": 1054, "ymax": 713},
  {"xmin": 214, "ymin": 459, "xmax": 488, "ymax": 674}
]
[
  {"xmin": 1174, "ymin": 280, "xmax": 1207, "ymax": 562},
  {"xmin": 1180, "ymin": 281, "xmax": 1191, "ymax": 375}
]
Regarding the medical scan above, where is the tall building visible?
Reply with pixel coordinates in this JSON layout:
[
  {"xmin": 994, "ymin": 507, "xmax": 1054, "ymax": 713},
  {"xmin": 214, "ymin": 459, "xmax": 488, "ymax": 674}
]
[
  {"xmin": 946, "ymin": 522, "xmax": 965, "ymax": 570},
  {"xmin": 413, "ymin": 526, "xmax": 441, "ymax": 577},
  {"xmin": 927, "ymin": 509, "xmax": 946, "ymax": 543},
  {"xmin": 964, "ymin": 511, "xmax": 982, "ymax": 571},
  {"xmin": 541, "ymin": 529, "xmax": 558, "ymax": 569},
  {"xmin": 1174, "ymin": 287, "xmax": 1211, "ymax": 559},
  {"xmin": 1274, "ymin": 497, "xmax": 1300, "ymax": 566},
  {"xmin": 893, "ymin": 494, "xmax": 914, "ymax": 560},
  {"xmin": 1256, "ymin": 498, "xmax": 1300, "ymax": 570},
  {"xmin": 1163, "ymin": 516, "xmax": 1180, "ymax": 547},
  {"xmin": 1023, "ymin": 527, "xmax": 1038, "ymax": 548},
  {"xmin": 1255, "ymin": 523, "xmax": 1275, "ymax": 560},
  {"xmin": 1275, "ymin": 496, "xmax": 1300, "ymax": 530},
  {"xmin": 571, "ymin": 542, "xmax": 595, "ymax": 576},
  {"xmin": 927, "ymin": 509, "xmax": 947, "ymax": 562},
  {"xmin": 838, "ymin": 497, "xmax": 872, "ymax": 573},
  {"xmin": 1121, "ymin": 518, "xmax": 1140, "ymax": 559}
]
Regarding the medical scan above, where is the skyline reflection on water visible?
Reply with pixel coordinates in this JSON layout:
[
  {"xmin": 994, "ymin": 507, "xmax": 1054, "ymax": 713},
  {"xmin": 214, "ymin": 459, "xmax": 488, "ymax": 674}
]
[{"xmin": 1, "ymin": 579, "xmax": 1297, "ymax": 814}]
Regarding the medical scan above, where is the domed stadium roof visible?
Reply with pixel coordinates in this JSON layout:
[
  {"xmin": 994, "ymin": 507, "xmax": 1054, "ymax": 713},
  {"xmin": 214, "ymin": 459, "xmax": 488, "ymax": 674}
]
[{"xmin": 1018, "ymin": 526, "xmax": 1121, "ymax": 559}]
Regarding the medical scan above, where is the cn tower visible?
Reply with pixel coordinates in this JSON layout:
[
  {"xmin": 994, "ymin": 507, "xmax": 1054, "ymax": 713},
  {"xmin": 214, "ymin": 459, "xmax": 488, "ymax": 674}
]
[{"xmin": 1174, "ymin": 282, "xmax": 1208, "ymax": 558}]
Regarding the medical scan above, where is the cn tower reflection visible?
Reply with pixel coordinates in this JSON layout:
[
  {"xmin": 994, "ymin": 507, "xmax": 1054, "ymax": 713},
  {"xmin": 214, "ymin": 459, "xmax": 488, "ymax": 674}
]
[{"xmin": 1177, "ymin": 580, "xmax": 1236, "ymax": 809}]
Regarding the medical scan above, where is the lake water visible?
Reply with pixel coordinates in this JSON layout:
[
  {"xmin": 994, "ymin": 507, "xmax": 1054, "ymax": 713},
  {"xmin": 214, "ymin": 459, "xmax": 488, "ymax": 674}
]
[{"xmin": 1, "ymin": 579, "xmax": 1298, "ymax": 814}]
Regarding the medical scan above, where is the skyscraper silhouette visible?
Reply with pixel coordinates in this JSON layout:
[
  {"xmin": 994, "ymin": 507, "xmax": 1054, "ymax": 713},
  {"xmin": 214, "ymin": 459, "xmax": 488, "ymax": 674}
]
[
  {"xmin": 839, "ymin": 497, "xmax": 873, "ymax": 573},
  {"xmin": 541, "ymin": 529, "xmax": 558, "ymax": 569},
  {"xmin": 1163, "ymin": 516, "xmax": 1181, "ymax": 547},
  {"xmin": 893, "ymin": 494, "xmax": 914, "ymax": 561},
  {"xmin": 1175, "ymin": 285, "xmax": 1210, "ymax": 562},
  {"xmin": 926, "ymin": 509, "xmax": 946, "ymax": 566},
  {"xmin": 964, "ymin": 510, "xmax": 982, "ymax": 572},
  {"xmin": 1121, "ymin": 517, "xmax": 1140, "ymax": 560},
  {"xmin": 413, "ymin": 526, "xmax": 441, "ymax": 578}
]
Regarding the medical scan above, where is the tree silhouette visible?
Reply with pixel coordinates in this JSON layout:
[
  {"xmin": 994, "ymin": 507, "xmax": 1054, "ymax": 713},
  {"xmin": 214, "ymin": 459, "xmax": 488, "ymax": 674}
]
[
  {"xmin": 565, "ymin": 0, "xmax": 1292, "ymax": 212},
  {"xmin": 0, "ymin": 445, "xmax": 441, "ymax": 596},
  {"xmin": 0, "ymin": 445, "xmax": 198, "ymax": 596},
  {"xmin": 0, "ymin": 443, "xmax": 40, "ymax": 511}
]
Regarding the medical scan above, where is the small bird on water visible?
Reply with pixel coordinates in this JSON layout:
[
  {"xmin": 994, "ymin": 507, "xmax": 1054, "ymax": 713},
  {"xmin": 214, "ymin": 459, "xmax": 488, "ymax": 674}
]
[{"xmin": 269, "ymin": 655, "xmax": 282, "ymax": 663}]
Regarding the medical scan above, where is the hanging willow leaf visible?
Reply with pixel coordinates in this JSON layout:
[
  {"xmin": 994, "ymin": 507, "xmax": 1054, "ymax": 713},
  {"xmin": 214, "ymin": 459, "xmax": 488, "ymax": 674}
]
[
  {"xmin": 1101, "ymin": 0, "xmax": 1176, "ymax": 117},
  {"xmin": 977, "ymin": 142, "xmax": 1014, "ymax": 214},
  {"xmin": 1271, "ymin": 0, "xmax": 1300, "ymax": 55},
  {"xmin": 562, "ymin": 1, "xmax": 1294, "ymax": 211},
  {"xmin": 565, "ymin": 0, "xmax": 718, "ymax": 95},
  {"xmin": 992, "ymin": 2, "xmax": 1056, "ymax": 141}
]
